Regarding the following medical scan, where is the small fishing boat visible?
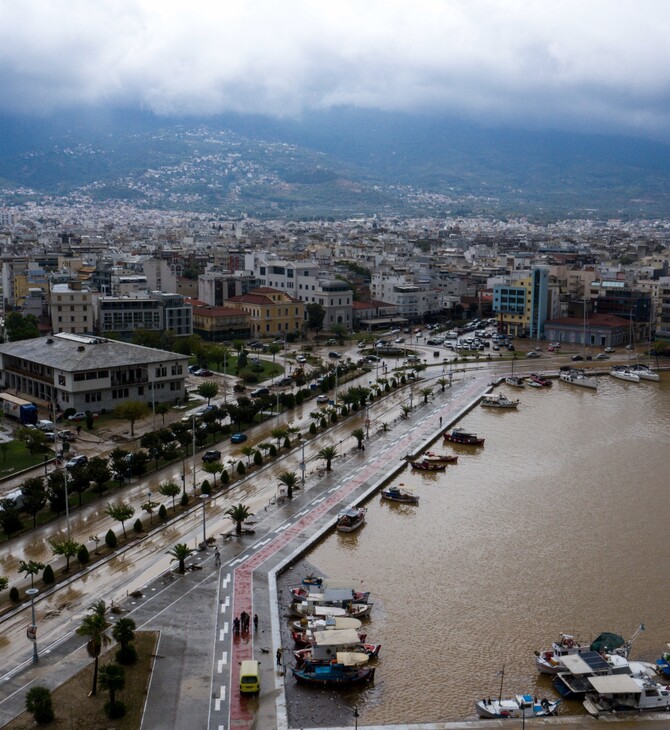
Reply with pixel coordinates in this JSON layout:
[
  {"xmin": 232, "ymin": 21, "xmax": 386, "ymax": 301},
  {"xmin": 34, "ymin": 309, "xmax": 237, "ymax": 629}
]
[
  {"xmin": 535, "ymin": 633, "xmax": 590, "ymax": 675},
  {"xmin": 290, "ymin": 583, "xmax": 371, "ymax": 604},
  {"xmin": 444, "ymin": 427, "xmax": 485, "ymax": 446},
  {"xmin": 291, "ymin": 615, "xmax": 363, "ymax": 633},
  {"xmin": 504, "ymin": 376, "xmax": 525, "ymax": 388},
  {"xmin": 292, "ymin": 628, "xmax": 381, "ymax": 665},
  {"xmin": 480, "ymin": 393, "xmax": 519, "ymax": 408},
  {"xmin": 423, "ymin": 451, "xmax": 458, "ymax": 463},
  {"xmin": 292, "ymin": 657, "xmax": 376, "ymax": 687},
  {"xmin": 410, "ymin": 459, "xmax": 446, "ymax": 471},
  {"xmin": 290, "ymin": 600, "xmax": 372, "ymax": 620},
  {"xmin": 655, "ymin": 644, "xmax": 670, "ymax": 677},
  {"xmin": 559, "ymin": 368, "xmax": 598, "ymax": 390},
  {"xmin": 583, "ymin": 675, "xmax": 670, "ymax": 716},
  {"xmin": 336, "ymin": 507, "xmax": 366, "ymax": 532},
  {"xmin": 380, "ymin": 484, "xmax": 419, "ymax": 504},
  {"xmin": 295, "ymin": 645, "xmax": 380, "ymax": 666},
  {"xmin": 301, "ymin": 574, "xmax": 324, "ymax": 587},
  {"xmin": 475, "ymin": 695, "xmax": 560, "ymax": 719},
  {"xmin": 291, "ymin": 628, "xmax": 368, "ymax": 648}
]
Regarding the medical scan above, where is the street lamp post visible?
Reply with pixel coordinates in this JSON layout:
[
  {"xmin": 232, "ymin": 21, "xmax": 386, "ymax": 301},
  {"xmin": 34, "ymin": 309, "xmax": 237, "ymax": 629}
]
[
  {"xmin": 299, "ymin": 438, "xmax": 306, "ymax": 487},
  {"xmin": 353, "ymin": 706, "xmax": 359, "ymax": 730},
  {"xmin": 52, "ymin": 398, "xmax": 71, "ymax": 539},
  {"xmin": 199, "ymin": 494, "xmax": 209, "ymax": 546},
  {"xmin": 191, "ymin": 414, "xmax": 197, "ymax": 496},
  {"xmin": 26, "ymin": 587, "xmax": 39, "ymax": 662}
]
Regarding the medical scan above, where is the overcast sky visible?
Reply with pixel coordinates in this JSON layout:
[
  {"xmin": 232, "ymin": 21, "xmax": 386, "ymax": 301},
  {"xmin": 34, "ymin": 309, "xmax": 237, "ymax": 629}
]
[{"xmin": 2, "ymin": 0, "xmax": 670, "ymax": 139}]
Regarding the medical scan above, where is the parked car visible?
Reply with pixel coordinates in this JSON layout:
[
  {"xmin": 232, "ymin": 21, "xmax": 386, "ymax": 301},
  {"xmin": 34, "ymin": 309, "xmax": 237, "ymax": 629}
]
[
  {"xmin": 59, "ymin": 430, "xmax": 77, "ymax": 441},
  {"xmin": 250, "ymin": 387, "xmax": 270, "ymax": 398},
  {"xmin": 604, "ymin": 346, "xmax": 615, "ymax": 353},
  {"xmin": 277, "ymin": 376, "xmax": 293, "ymax": 386},
  {"xmin": 595, "ymin": 353, "xmax": 610, "ymax": 360},
  {"xmin": 66, "ymin": 455, "xmax": 88, "ymax": 470},
  {"xmin": 316, "ymin": 394, "xmax": 329, "ymax": 403},
  {"xmin": 525, "ymin": 351, "xmax": 540, "ymax": 358},
  {"xmin": 188, "ymin": 365, "xmax": 200, "ymax": 374},
  {"xmin": 67, "ymin": 412, "xmax": 87, "ymax": 422},
  {"xmin": 195, "ymin": 368, "xmax": 213, "ymax": 376},
  {"xmin": 202, "ymin": 449, "xmax": 222, "ymax": 462},
  {"xmin": 37, "ymin": 420, "xmax": 55, "ymax": 432},
  {"xmin": 296, "ymin": 355, "xmax": 307, "ymax": 363},
  {"xmin": 572, "ymin": 354, "xmax": 584, "ymax": 361},
  {"xmin": 328, "ymin": 351, "xmax": 341, "ymax": 359},
  {"xmin": 231, "ymin": 433, "xmax": 248, "ymax": 444}
]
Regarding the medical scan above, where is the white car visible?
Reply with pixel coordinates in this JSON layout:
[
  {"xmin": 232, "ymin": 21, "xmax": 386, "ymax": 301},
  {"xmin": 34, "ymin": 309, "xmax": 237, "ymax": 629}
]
[
  {"xmin": 316, "ymin": 394, "xmax": 329, "ymax": 404},
  {"xmin": 296, "ymin": 355, "xmax": 307, "ymax": 363}
]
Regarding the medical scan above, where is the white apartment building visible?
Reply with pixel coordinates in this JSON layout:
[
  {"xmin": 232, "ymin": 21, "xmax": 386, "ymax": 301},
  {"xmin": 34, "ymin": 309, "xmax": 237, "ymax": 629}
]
[
  {"xmin": 97, "ymin": 292, "xmax": 193, "ymax": 337},
  {"xmin": 370, "ymin": 269, "xmax": 442, "ymax": 319},
  {"xmin": 247, "ymin": 257, "xmax": 353, "ymax": 330},
  {"xmin": 50, "ymin": 283, "xmax": 93, "ymax": 334}
]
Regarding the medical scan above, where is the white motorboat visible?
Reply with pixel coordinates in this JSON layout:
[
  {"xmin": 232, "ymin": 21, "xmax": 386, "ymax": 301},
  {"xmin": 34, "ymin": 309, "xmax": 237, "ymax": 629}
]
[
  {"xmin": 504, "ymin": 376, "xmax": 525, "ymax": 388},
  {"xmin": 629, "ymin": 363, "xmax": 660, "ymax": 381},
  {"xmin": 481, "ymin": 393, "xmax": 519, "ymax": 408},
  {"xmin": 535, "ymin": 633, "xmax": 590, "ymax": 675},
  {"xmin": 336, "ymin": 507, "xmax": 366, "ymax": 532},
  {"xmin": 559, "ymin": 369, "xmax": 598, "ymax": 390},
  {"xmin": 583, "ymin": 674, "xmax": 670, "ymax": 716},
  {"xmin": 475, "ymin": 695, "xmax": 560, "ymax": 719},
  {"xmin": 610, "ymin": 366, "xmax": 640, "ymax": 383},
  {"xmin": 291, "ymin": 615, "xmax": 362, "ymax": 632}
]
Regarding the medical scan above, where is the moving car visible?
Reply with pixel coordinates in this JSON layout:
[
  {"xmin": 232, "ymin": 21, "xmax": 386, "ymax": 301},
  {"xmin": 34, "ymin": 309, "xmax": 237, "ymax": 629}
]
[
  {"xmin": 316, "ymin": 394, "xmax": 329, "ymax": 403},
  {"xmin": 202, "ymin": 450, "xmax": 222, "ymax": 462},
  {"xmin": 231, "ymin": 433, "xmax": 248, "ymax": 444},
  {"xmin": 66, "ymin": 455, "xmax": 88, "ymax": 470},
  {"xmin": 277, "ymin": 376, "xmax": 293, "ymax": 386},
  {"xmin": 250, "ymin": 387, "xmax": 270, "ymax": 398}
]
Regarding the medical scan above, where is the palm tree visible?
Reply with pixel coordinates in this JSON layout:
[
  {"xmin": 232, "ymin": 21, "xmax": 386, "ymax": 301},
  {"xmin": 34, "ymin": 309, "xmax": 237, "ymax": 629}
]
[
  {"xmin": 351, "ymin": 428, "xmax": 365, "ymax": 449},
  {"xmin": 401, "ymin": 404, "xmax": 412, "ymax": 419},
  {"xmin": 98, "ymin": 663, "xmax": 125, "ymax": 710},
  {"xmin": 437, "ymin": 377, "xmax": 449, "ymax": 392},
  {"xmin": 76, "ymin": 600, "xmax": 111, "ymax": 696},
  {"xmin": 420, "ymin": 387, "xmax": 433, "ymax": 404},
  {"xmin": 318, "ymin": 445, "xmax": 338, "ymax": 472},
  {"xmin": 224, "ymin": 503, "xmax": 253, "ymax": 534},
  {"xmin": 277, "ymin": 471, "xmax": 299, "ymax": 500},
  {"xmin": 166, "ymin": 543, "xmax": 194, "ymax": 574},
  {"xmin": 111, "ymin": 617, "xmax": 136, "ymax": 653}
]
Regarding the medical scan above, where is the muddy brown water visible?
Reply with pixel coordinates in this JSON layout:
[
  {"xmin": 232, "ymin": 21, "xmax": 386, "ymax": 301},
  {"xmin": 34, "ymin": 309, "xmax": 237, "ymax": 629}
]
[{"xmin": 292, "ymin": 374, "xmax": 670, "ymax": 726}]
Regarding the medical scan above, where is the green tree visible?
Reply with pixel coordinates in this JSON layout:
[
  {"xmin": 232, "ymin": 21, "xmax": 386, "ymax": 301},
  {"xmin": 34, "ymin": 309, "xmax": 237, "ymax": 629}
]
[
  {"xmin": 112, "ymin": 617, "xmax": 137, "ymax": 665},
  {"xmin": 155, "ymin": 401, "xmax": 170, "ymax": 425},
  {"xmin": 202, "ymin": 461, "xmax": 222, "ymax": 489},
  {"xmin": 141, "ymin": 497, "xmax": 160, "ymax": 526},
  {"xmin": 224, "ymin": 503, "xmax": 253, "ymax": 535},
  {"xmin": 5, "ymin": 311, "xmax": 40, "ymax": 341},
  {"xmin": 20, "ymin": 477, "xmax": 47, "ymax": 527},
  {"xmin": 49, "ymin": 536, "xmax": 82, "ymax": 572},
  {"xmin": 306, "ymin": 303, "xmax": 326, "ymax": 333},
  {"xmin": 318, "ymin": 445, "xmax": 338, "ymax": 471},
  {"xmin": 197, "ymin": 381, "xmax": 219, "ymax": 406},
  {"xmin": 420, "ymin": 387, "xmax": 434, "ymax": 403},
  {"xmin": 99, "ymin": 663, "xmax": 126, "ymax": 718},
  {"xmin": 166, "ymin": 543, "xmax": 194, "ymax": 574},
  {"xmin": 76, "ymin": 600, "xmax": 110, "ymax": 696},
  {"xmin": 437, "ymin": 377, "xmax": 449, "ymax": 392},
  {"xmin": 271, "ymin": 426, "xmax": 288, "ymax": 450},
  {"xmin": 0, "ymin": 498, "xmax": 23, "ymax": 537},
  {"xmin": 25, "ymin": 685, "xmax": 55, "ymax": 724},
  {"xmin": 277, "ymin": 471, "xmax": 299, "ymax": 500},
  {"xmin": 158, "ymin": 480, "xmax": 181, "ymax": 511},
  {"xmin": 241, "ymin": 444, "xmax": 255, "ymax": 465},
  {"xmin": 18, "ymin": 559, "xmax": 45, "ymax": 589},
  {"xmin": 351, "ymin": 428, "xmax": 365, "ymax": 449},
  {"xmin": 113, "ymin": 401, "xmax": 149, "ymax": 437},
  {"xmin": 87, "ymin": 456, "xmax": 112, "ymax": 490},
  {"xmin": 15, "ymin": 426, "xmax": 46, "ymax": 454},
  {"xmin": 105, "ymin": 502, "xmax": 135, "ymax": 539},
  {"xmin": 0, "ymin": 576, "xmax": 8, "ymax": 592},
  {"xmin": 46, "ymin": 471, "xmax": 67, "ymax": 514}
]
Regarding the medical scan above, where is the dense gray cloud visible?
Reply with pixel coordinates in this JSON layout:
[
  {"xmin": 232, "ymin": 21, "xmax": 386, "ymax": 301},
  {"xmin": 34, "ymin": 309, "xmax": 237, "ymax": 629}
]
[{"xmin": 1, "ymin": 0, "xmax": 670, "ymax": 138}]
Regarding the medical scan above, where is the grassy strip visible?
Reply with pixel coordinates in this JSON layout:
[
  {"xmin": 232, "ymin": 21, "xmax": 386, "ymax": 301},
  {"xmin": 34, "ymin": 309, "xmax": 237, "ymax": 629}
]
[{"xmin": 3, "ymin": 631, "xmax": 158, "ymax": 730}]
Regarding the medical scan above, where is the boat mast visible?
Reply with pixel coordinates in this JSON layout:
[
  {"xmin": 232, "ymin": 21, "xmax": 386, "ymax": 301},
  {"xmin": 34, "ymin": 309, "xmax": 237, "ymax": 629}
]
[{"xmin": 498, "ymin": 664, "xmax": 505, "ymax": 702}]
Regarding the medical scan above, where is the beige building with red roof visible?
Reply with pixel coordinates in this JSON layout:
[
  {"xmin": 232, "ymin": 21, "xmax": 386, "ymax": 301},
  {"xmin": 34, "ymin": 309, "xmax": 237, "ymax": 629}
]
[{"xmin": 225, "ymin": 288, "xmax": 305, "ymax": 338}]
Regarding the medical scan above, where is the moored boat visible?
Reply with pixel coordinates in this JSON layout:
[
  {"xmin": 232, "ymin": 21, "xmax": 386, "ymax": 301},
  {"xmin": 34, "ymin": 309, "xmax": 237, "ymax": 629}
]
[
  {"xmin": 558, "ymin": 368, "xmax": 598, "ymax": 390},
  {"xmin": 381, "ymin": 484, "xmax": 419, "ymax": 504},
  {"xmin": 475, "ymin": 695, "xmax": 560, "ymax": 719},
  {"xmin": 535, "ymin": 633, "xmax": 589, "ymax": 675},
  {"xmin": 410, "ymin": 459, "xmax": 446, "ymax": 471},
  {"xmin": 528, "ymin": 372, "xmax": 552, "ymax": 387},
  {"xmin": 423, "ymin": 451, "xmax": 458, "ymax": 463},
  {"xmin": 291, "ymin": 615, "xmax": 363, "ymax": 633},
  {"xmin": 504, "ymin": 376, "xmax": 525, "ymax": 388},
  {"xmin": 583, "ymin": 675, "xmax": 670, "ymax": 716},
  {"xmin": 610, "ymin": 366, "xmax": 640, "ymax": 383},
  {"xmin": 443, "ymin": 427, "xmax": 485, "ymax": 446},
  {"xmin": 657, "ymin": 647, "xmax": 670, "ymax": 678},
  {"xmin": 336, "ymin": 507, "xmax": 366, "ymax": 532},
  {"xmin": 292, "ymin": 657, "xmax": 376, "ymax": 687},
  {"xmin": 630, "ymin": 363, "xmax": 661, "ymax": 381},
  {"xmin": 481, "ymin": 393, "xmax": 519, "ymax": 408}
]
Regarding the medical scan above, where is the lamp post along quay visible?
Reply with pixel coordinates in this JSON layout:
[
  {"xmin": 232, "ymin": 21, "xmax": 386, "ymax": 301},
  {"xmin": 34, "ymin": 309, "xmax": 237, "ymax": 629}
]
[
  {"xmin": 191, "ymin": 414, "xmax": 197, "ymax": 496},
  {"xmin": 26, "ymin": 588, "xmax": 39, "ymax": 662},
  {"xmin": 199, "ymin": 494, "xmax": 209, "ymax": 547}
]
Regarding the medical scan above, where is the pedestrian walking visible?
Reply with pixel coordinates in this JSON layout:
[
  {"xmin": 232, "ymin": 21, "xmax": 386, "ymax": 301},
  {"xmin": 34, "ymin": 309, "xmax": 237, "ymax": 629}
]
[
  {"xmin": 253, "ymin": 613, "xmax": 258, "ymax": 632},
  {"xmin": 76, "ymin": 424, "xmax": 81, "ymax": 435},
  {"xmin": 276, "ymin": 647, "xmax": 283, "ymax": 666},
  {"xmin": 214, "ymin": 547, "xmax": 221, "ymax": 567},
  {"xmin": 439, "ymin": 416, "xmax": 443, "ymax": 427}
]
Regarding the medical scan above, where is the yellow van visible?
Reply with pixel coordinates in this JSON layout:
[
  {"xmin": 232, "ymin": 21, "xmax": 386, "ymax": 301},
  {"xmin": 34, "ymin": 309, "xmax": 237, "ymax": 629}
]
[{"xmin": 239, "ymin": 660, "xmax": 260, "ymax": 694}]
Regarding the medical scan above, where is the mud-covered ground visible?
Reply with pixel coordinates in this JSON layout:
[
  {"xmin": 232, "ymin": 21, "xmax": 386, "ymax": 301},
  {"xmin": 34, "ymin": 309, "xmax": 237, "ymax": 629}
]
[{"xmin": 277, "ymin": 559, "xmax": 374, "ymax": 729}]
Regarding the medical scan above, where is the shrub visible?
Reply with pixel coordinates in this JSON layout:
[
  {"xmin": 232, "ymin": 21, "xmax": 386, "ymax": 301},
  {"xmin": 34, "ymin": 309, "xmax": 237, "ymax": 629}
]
[
  {"xmin": 320, "ymin": 417, "xmax": 327, "ymax": 429},
  {"xmin": 180, "ymin": 492, "xmax": 190, "ymax": 507},
  {"xmin": 295, "ymin": 390, "xmax": 304, "ymax": 405},
  {"xmin": 221, "ymin": 469, "xmax": 229, "ymax": 485},
  {"xmin": 236, "ymin": 461, "xmax": 246, "ymax": 475},
  {"xmin": 9, "ymin": 586, "xmax": 19, "ymax": 602},
  {"xmin": 158, "ymin": 504, "xmax": 167, "ymax": 520},
  {"xmin": 201, "ymin": 480, "xmax": 211, "ymax": 495},
  {"xmin": 269, "ymin": 444, "xmax": 277, "ymax": 457},
  {"xmin": 42, "ymin": 564, "xmax": 55, "ymax": 585},
  {"xmin": 115, "ymin": 644, "xmax": 138, "ymax": 666},
  {"xmin": 340, "ymin": 405, "xmax": 348, "ymax": 416},
  {"xmin": 104, "ymin": 700, "xmax": 127, "ymax": 719},
  {"xmin": 309, "ymin": 422, "xmax": 317, "ymax": 435},
  {"xmin": 253, "ymin": 450, "xmax": 262, "ymax": 466},
  {"xmin": 26, "ymin": 686, "xmax": 55, "ymax": 724},
  {"xmin": 330, "ymin": 412, "xmax": 338, "ymax": 424},
  {"xmin": 283, "ymin": 436, "xmax": 291, "ymax": 449},
  {"xmin": 105, "ymin": 529, "xmax": 118, "ymax": 549},
  {"xmin": 239, "ymin": 369, "xmax": 258, "ymax": 384},
  {"xmin": 77, "ymin": 544, "xmax": 90, "ymax": 566},
  {"xmin": 133, "ymin": 518, "xmax": 143, "ymax": 533}
]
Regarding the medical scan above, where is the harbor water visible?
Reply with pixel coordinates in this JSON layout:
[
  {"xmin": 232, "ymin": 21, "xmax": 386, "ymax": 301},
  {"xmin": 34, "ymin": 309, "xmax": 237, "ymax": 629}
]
[{"xmin": 303, "ymin": 374, "xmax": 670, "ymax": 724}]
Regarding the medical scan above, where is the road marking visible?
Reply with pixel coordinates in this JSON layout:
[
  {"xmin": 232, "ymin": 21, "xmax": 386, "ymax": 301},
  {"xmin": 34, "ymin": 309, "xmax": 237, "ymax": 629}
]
[
  {"xmin": 328, "ymin": 486, "xmax": 338, "ymax": 492},
  {"xmin": 230, "ymin": 554, "xmax": 250, "ymax": 566},
  {"xmin": 223, "ymin": 595, "xmax": 230, "ymax": 609},
  {"xmin": 274, "ymin": 524, "xmax": 290, "ymax": 533},
  {"xmin": 313, "ymin": 496, "xmax": 325, "ymax": 504},
  {"xmin": 214, "ymin": 685, "xmax": 226, "ymax": 711},
  {"xmin": 252, "ymin": 537, "xmax": 271, "ymax": 549},
  {"xmin": 217, "ymin": 651, "xmax": 228, "ymax": 673},
  {"xmin": 295, "ymin": 509, "xmax": 309, "ymax": 517},
  {"xmin": 220, "ymin": 622, "xmax": 228, "ymax": 639},
  {"xmin": 222, "ymin": 573, "xmax": 231, "ymax": 589}
]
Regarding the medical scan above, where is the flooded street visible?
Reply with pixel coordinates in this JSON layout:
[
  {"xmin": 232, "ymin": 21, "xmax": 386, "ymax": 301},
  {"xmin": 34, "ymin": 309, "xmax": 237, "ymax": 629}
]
[{"xmin": 304, "ymin": 375, "xmax": 670, "ymax": 724}]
